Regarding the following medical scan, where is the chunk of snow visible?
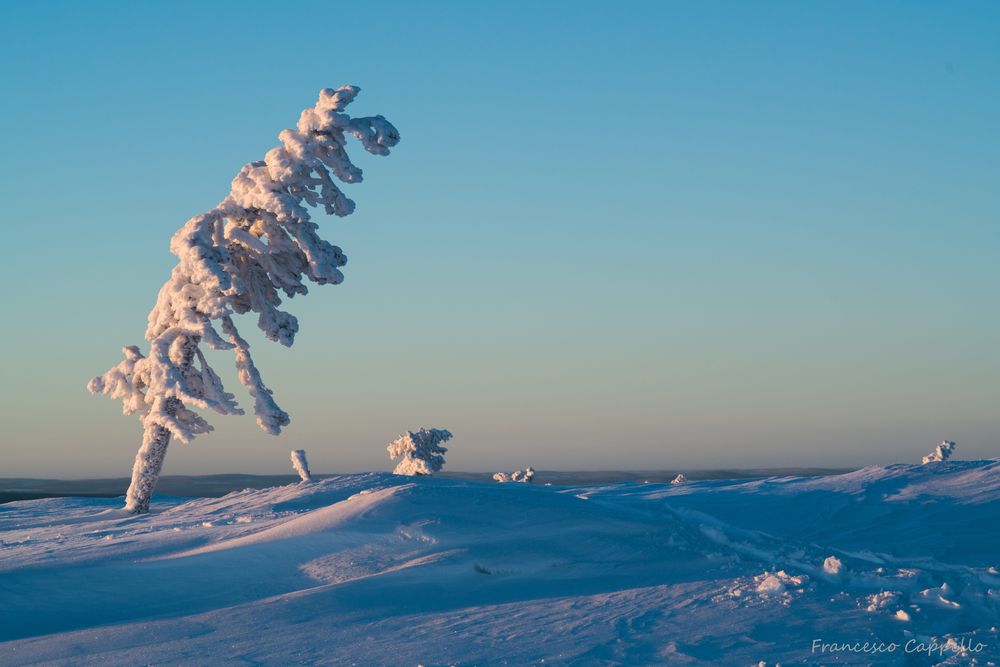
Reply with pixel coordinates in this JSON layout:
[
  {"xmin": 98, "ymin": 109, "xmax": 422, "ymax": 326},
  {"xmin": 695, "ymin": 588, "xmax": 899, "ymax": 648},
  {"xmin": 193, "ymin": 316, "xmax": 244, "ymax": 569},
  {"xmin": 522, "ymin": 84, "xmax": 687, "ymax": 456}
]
[
  {"xmin": 916, "ymin": 583, "xmax": 962, "ymax": 609},
  {"xmin": 756, "ymin": 575, "xmax": 785, "ymax": 595},
  {"xmin": 822, "ymin": 556, "xmax": 843, "ymax": 576},
  {"xmin": 752, "ymin": 570, "xmax": 808, "ymax": 599},
  {"xmin": 864, "ymin": 591, "xmax": 898, "ymax": 612},
  {"xmin": 671, "ymin": 474, "xmax": 687, "ymax": 484},
  {"xmin": 894, "ymin": 609, "xmax": 911, "ymax": 621}
]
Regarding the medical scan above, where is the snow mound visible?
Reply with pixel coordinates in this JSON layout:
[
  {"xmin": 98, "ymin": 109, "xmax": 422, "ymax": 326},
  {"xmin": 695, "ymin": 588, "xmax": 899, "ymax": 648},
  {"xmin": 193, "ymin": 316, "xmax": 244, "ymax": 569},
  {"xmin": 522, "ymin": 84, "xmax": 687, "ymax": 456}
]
[{"xmin": 756, "ymin": 574, "xmax": 786, "ymax": 595}]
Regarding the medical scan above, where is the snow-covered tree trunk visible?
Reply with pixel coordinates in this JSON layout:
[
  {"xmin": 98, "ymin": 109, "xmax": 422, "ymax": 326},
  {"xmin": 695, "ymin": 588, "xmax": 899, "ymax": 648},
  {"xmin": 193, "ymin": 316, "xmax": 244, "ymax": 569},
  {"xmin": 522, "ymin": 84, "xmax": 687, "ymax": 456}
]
[
  {"xmin": 124, "ymin": 334, "xmax": 199, "ymax": 513},
  {"xmin": 291, "ymin": 449, "xmax": 313, "ymax": 483},
  {"xmin": 125, "ymin": 417, "xmax": 174, "ymax": 514}
]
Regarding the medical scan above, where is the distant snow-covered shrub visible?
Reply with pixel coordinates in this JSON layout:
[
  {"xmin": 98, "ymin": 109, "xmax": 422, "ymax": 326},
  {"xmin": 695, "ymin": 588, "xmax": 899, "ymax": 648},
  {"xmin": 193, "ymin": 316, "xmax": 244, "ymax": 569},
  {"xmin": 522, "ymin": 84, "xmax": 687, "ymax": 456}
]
[
  {"xmin": 922, "ymin": 440, "xmax": 956, "ymax": 464},
  {"xmin": 671, "ymin": 473, "xmax": 687, "ymax": 485},
  {"xmin": 387, "ymin": 428, "xmax": 452, "ymax": 476},
  {"xmin": 291, "ymin": 449, "xmax": 313, "ymax": 483},
  {"xmin": 494, "ymin": 467, "xmax": 535, "ymax": 483}
]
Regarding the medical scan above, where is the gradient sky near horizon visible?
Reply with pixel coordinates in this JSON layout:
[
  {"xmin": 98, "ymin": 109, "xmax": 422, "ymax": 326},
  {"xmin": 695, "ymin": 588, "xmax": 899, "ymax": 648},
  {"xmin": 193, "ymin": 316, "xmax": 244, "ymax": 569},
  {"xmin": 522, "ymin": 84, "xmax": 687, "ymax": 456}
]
[{"xmin": 1, "ymin": 1, "xmax": 998, "ymax": 478}]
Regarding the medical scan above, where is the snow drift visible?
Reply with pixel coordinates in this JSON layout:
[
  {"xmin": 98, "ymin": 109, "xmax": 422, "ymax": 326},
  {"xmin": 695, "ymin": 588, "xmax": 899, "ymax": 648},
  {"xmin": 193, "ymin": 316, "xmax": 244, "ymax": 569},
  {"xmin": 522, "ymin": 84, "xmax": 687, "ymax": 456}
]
[{"xmin": 1, "ymin": 460, "xmax": 998, "ymax": 665}]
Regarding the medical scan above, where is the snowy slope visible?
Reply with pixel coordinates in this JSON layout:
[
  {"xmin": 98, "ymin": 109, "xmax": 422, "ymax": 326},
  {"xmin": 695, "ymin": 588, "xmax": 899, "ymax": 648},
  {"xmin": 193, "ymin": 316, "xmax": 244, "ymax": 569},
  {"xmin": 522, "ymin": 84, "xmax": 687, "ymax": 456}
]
[{"xmin": 1, "ymin": 462, "xmax": 998, "ymax": 666}]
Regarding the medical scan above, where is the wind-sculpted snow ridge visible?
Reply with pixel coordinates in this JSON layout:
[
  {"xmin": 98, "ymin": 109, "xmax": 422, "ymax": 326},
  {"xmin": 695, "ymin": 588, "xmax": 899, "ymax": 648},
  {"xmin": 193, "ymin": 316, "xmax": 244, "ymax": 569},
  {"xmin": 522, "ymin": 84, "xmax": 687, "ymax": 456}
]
[
  {"xmin": 88, "ymin": 87, "xmax": 398, "ymax": 513},
  {"xmin": 1, "ymin": 461, "xmax": 998, "ymax": 665}
]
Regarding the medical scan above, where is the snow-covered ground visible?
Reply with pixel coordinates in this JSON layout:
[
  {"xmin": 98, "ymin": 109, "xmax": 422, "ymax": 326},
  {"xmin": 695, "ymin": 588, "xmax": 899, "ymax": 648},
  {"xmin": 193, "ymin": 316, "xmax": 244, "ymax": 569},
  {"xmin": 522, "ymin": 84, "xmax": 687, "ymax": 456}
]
[{"xmin": 1, "ymin": 461, "xmax": 998, "ymax": 666}]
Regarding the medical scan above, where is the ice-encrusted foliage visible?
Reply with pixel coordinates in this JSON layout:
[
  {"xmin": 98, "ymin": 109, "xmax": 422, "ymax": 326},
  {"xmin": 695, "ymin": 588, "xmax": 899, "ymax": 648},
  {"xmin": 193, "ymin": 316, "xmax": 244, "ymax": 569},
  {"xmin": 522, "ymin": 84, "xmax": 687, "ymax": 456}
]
[
  {"xmin": 922, "ymin": 440, "xmax": 956, "ymax": 464},
  {"xmin": 494, "ymin": 468, "xmax": 535, "ymax": 483},
  {"xmin": 387, "ymin": 428, "xmax": 452, "ymax": 476},
  {"xmin": 89, "ymin": 86, "xmax": 398, "ymax": 513}
]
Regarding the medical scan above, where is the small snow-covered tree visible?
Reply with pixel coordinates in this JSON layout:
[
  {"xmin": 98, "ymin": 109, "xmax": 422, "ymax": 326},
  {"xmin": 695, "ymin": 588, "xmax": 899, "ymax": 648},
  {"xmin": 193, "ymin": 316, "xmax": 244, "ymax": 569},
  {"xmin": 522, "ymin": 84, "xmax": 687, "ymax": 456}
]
[
  {"xmin": 922, "ymin": 440, "xmax": 956, "ymax": 464},
  {"xmin": 387, "ymin": 428, "xmax": 452, "ymax": 476},
  {"xmin": 494, "ymin": 468, "xmax": 535, "ymax": 483},
  {"xmin": 291, "ymin": 449, "xmax": 313, "ymax": 483},
  {"xmin": 88, "ymin": 86, "xmax": 399, "ymax": 513}
]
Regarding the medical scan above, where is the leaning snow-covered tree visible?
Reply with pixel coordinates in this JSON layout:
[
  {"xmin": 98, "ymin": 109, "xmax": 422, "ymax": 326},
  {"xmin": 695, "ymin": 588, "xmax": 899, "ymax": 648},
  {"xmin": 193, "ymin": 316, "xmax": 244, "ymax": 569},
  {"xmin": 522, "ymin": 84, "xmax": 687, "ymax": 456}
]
[
  {"xmin": 88, "ymin": 86, "xmax": 399, "ymax": 513},
  {"xmin": 387, "ymin": 428, "xmax": 452, "ymax": 476}
]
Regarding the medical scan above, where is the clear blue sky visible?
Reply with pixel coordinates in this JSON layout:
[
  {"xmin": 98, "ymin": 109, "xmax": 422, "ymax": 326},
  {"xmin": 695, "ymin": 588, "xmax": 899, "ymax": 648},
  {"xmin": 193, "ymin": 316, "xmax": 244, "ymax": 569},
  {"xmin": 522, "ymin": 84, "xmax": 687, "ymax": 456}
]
[{"xmin": 1, "ymin": 1, "xmax": 998, "ymax": 477}]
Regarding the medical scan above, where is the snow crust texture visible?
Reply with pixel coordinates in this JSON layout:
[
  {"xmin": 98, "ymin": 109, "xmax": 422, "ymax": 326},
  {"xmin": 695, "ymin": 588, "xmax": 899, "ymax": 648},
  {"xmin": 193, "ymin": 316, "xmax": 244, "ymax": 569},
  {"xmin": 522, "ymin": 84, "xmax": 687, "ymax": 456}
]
[{"xmin": 2, "ymin": 460, "xmax": 998, "ymax": 665}]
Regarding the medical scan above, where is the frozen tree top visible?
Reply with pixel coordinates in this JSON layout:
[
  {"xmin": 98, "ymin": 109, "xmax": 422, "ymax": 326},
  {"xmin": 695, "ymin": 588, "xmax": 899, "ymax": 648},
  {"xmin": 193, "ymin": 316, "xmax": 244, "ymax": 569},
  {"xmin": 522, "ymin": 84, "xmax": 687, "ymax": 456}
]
[
  {"xmin": 387, "ymin": 428, "xmax": 452, "ymax": 476},
  {"xmin": 922, "ymin": 440, "xmax": 956, "ymax": 464},
  {"xmin": 90, "ymin": 87, "xmax": 399, "ymax": 445}
]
